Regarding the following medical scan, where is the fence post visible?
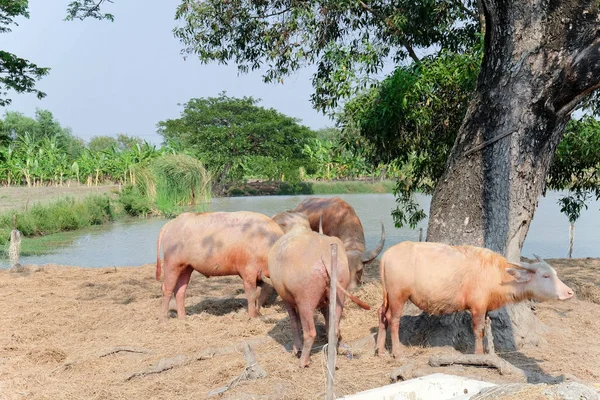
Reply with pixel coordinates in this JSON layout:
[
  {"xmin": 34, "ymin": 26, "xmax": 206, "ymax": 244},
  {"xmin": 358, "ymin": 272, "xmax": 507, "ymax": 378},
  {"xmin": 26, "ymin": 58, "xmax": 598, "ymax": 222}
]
[
  {"xmin": 326, "ymin": 243, "xmax": 338, "ymax": 400},
  {"xmin": 568, "ymin": 222, "xmax": 574, "ymax": 259}
]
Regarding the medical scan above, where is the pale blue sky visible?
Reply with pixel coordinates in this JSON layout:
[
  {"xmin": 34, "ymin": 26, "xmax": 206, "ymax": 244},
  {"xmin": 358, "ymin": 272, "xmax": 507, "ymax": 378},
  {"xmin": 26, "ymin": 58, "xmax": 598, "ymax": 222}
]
[{"xmin": 0, "ymin": 0, "xmax": 345, "ymax": 145}]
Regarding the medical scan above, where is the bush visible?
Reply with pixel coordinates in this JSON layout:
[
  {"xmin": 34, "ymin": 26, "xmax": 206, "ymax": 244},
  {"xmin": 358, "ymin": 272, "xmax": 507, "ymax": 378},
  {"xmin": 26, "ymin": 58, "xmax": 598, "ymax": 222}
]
[
  {"xmin": 0, "ymin": 195, "xmax": 117, "ymax": 239},
  {"xmin": 119, "ymin": 186, "xmax": 152, "ymax": 217}
]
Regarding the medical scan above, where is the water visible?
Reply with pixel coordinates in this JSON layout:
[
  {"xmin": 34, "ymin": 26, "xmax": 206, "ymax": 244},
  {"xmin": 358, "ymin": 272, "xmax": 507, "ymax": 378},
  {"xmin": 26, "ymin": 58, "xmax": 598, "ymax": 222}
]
[{"xmin": 4, "ymin": 191, "xmax": 599, "ymax": 268}]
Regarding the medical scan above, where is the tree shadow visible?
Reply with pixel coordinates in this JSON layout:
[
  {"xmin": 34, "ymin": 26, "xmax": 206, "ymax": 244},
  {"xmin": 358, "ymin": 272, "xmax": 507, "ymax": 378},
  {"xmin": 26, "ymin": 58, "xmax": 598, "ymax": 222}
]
[
  {"xmin": 374, "ymin": 304, "xmax": 566, "ymax": 383},
  {"xmin": 186, "ymin": 297, "xmax": 248, "ymax": 316},
  {"xmin": 267, "ymin": 309, "xmax": 329, "ymax": 355}
]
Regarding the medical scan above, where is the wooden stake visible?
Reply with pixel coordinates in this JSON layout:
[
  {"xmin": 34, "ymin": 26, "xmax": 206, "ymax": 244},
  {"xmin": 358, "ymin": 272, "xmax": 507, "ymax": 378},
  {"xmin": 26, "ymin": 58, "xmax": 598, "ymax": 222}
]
[
  {"xmin": 326, "ymin": 243, "xmax": 338, "ymax": 400},
  {"xmin": 569, "ymin": 222, "xmax": 574, "ymax": 259}
]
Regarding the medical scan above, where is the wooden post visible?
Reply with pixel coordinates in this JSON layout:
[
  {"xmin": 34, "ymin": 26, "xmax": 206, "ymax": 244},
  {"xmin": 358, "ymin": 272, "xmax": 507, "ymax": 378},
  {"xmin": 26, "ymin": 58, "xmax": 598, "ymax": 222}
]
[
  {"xmin": 568, "ymin": 222, "xmax": 574, "ymax": 259},
  {"xmin": 418, "ymin": 228, "xmax": 423, "ymax": 242},
  {"xmin": 326, "ymin": 243, "xmax": 338, "ymax": 400}
]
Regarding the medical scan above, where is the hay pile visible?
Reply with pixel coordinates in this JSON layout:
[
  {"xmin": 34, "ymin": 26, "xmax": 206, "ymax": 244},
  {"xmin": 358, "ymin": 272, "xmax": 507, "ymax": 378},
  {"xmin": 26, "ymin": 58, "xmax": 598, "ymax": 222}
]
[{"xmin": 0, "ymin": 259, "xmax": 599, "ymax": 399}]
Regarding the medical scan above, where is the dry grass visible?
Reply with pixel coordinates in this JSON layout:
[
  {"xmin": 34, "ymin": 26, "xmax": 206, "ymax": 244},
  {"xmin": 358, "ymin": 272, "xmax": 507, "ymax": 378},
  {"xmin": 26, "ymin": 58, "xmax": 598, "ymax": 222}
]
[{"xmin": 1, "ymin": 258, "xmax": 599, "ymax": 399}]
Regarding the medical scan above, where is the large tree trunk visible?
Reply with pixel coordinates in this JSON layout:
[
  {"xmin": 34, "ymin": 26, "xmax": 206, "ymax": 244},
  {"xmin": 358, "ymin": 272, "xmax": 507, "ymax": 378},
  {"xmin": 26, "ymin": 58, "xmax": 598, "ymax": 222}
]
[{"xmin": 418, "ymin": 0, "xmax": 600, "ymax": 352}]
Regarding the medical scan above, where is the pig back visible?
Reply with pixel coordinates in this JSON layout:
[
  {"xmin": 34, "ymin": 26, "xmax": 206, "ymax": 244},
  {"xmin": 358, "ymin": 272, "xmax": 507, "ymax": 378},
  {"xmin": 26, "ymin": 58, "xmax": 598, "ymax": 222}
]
[
  {"xmin": 163, "ymin": 211, "xmax": 284, "ymax": 277},
  {"xmin": 268, "ymin": 230, "xmax": 349, "ymax": 304}
]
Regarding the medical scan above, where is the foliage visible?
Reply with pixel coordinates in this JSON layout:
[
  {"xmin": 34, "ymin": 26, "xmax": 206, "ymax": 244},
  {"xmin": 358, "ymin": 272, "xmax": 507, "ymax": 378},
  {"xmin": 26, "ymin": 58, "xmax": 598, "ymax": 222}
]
[
  {"xmin": 340, "ymin": 49, "xmax": 481, "ymax": 227},
  {"xmin": 157, "ymin": 93, "xmax": 316, "ymax": 184},
  {"xmin": 125, "ymin": 154, "xmax": 212, "ymax": 217},
  {"xmin": 0, "ymin": 110, "xmax": 165, "ymax": 187},
  {"xmin": 173, "ymin": 0, "xmax": 480, "ymax": 112},
  {"xmin": 547, "ymin": 116, "xmax": 600, "ymax": 200},
  {"xmin": 118, "ymin": 186, "xmax": 152, "ymax": 217},
  {"xmin": 65, "ymin": 0, "xmax": 115, "ymax": 21},
  {"xmin": 0, "ymin": 195, "xmax": 115, "ymax": 244},
  {"xmin": 557, "ymin": 191, "xmax": 590, "ymax": 224},
  {"xmin": 0, "ymin": 0, "xmax": 50, "ymax": 106},
  {"xmin": 547, "ymin": 116, "xmax": 600, "ymax": 223},
  {"xmin": 88, "ymin": 136, "xmax": 118, "ymax": 152}
]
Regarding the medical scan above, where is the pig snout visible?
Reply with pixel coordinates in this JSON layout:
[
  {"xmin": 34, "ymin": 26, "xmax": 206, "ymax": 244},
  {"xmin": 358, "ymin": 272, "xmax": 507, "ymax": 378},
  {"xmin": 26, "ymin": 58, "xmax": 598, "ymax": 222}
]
[{"xmin": 558, "ymin": 282, "xmax": 574, "ymax": 300}]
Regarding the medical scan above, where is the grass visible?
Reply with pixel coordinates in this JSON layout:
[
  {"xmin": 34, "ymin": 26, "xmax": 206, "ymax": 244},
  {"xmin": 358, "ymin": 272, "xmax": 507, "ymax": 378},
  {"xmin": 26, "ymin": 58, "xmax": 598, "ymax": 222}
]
[
  {"xmin": 124, "ymin": 154, "xmax": 212, "ymax": 217},
  {"xmin": 17, "ymin": 230, "xmax": 89, "ymax": 256},
  {"xmin": 0, "ymin": 195, "xmax": 117, "ymax": 246}
]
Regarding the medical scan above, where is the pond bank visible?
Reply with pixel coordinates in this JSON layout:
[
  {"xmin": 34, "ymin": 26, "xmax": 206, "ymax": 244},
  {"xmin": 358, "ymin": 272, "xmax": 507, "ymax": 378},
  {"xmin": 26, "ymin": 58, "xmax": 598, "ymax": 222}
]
[{"xmin": 0, "ymin": 181, "xmax": 396, "ymax": 258}]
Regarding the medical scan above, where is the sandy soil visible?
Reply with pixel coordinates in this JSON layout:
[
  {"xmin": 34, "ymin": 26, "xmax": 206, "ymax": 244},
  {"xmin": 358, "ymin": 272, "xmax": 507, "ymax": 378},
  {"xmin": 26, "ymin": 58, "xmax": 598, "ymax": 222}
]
[
  {"xmin": 0, "ymin": 185, "xmax": 119, "ymax": 213},
  {"xmin": 1, "ymin": 258, "xmax": 599, "ymax": 400}
]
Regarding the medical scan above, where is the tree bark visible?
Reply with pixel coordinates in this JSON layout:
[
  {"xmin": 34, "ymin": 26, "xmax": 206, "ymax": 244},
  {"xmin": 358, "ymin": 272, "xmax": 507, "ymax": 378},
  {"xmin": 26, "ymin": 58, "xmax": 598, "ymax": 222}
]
[{"xmin": 423, "ymin": 0, "xmax": 600, "ymax": 351}]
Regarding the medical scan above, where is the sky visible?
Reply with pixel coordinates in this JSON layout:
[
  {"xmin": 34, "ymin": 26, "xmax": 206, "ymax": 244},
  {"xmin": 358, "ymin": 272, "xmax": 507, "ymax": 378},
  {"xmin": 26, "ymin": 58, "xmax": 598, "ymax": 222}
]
[{"xmin": 0, "ymin": 0, "xmax": 341, "ymax": 145}]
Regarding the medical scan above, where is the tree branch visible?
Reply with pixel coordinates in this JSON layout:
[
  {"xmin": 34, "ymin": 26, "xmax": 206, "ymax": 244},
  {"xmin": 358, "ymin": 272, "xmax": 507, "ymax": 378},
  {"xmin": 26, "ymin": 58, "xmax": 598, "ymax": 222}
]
[
  {"xmin": 556, "ymin": 36, "xmax": 600, "ymax": 117},
  {"xmin": 251, "ymin": 7, "xmax": 293, "ymax": 20},
  {"xmin": 358, "ymin": 1, "xmax": 420, "ymax": 63},
  {"xmin": 450, "ymin": 0, "xmax": 478, "ymax": 20}
]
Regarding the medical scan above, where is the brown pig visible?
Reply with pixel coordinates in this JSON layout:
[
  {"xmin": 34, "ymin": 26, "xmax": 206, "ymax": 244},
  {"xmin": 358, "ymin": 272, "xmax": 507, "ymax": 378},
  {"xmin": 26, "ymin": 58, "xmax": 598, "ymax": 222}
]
[
  {"xmin": 268, "ymin": 223, "xmax": 370, "ymax": 367},
  {"xmin": 295, "ymin": 197, "xmax": 385, "ymax": 289},
  {"xmin": 271, "ymin": 210, "xmax": 312, "ymax": 233},
  {"xmin": 156, "ymin": 211, "xmax": 284, "ymax": 319},
  {"xmin": 376, "ymin": 242, "xmax": 574, "ymax": 357}
]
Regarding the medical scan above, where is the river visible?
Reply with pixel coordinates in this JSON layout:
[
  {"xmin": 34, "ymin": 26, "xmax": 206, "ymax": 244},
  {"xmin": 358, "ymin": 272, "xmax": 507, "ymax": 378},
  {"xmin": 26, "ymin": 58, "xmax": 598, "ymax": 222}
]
[{"xmin": 3, "ymin": 191, "xmax": 598, "ymax": 268}]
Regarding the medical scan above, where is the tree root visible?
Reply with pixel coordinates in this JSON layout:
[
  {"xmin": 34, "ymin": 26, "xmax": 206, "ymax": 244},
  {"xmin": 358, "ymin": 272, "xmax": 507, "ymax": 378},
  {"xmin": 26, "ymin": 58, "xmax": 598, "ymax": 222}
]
[
  {"xmin": 125, "ymin": 337, "xmax": 271, "ymax": 381},
  {"xmin": 207, "ymin": 344, "xmax": 268, "ymax": 397},
  {"xmin": 428, "ymin": 353, "xmax": 525, "ymax": 376},
  {"xmin": 98, "ymin": 346, "xmax": 152, "ymax": 358},
  {"xmin": 389, "ymin": 361, "xmax": 428, "ymax": 382},
  {"xmin": 340, "ymin": 333, "xmax": 376, "ymax": 356}
]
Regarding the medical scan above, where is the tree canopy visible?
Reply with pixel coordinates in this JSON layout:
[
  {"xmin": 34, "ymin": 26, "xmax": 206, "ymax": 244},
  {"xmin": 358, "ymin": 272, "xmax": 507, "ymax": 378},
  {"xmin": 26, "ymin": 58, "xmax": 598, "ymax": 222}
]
[
  {"xmin": 157, "ymin": 93, "xmax": 316, "ymax": 183},
  {"xmin": 0, "ymin": 0, "xmax": 49, "ymax": 106},
  {"xmin": 173, "ymin": 0, "xmax": 480, "ymax": 112}
]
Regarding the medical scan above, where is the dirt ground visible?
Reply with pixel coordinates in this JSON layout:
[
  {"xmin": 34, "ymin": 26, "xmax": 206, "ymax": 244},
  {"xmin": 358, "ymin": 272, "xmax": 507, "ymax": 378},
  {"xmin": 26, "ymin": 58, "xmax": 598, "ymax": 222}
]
[
  {"xmin": 1, "ymin": 258, "xmax": 599, "ymax": 400},
  {"xmin": 0, "ymin": 185, "xmax": 119, "ymax": 213}
]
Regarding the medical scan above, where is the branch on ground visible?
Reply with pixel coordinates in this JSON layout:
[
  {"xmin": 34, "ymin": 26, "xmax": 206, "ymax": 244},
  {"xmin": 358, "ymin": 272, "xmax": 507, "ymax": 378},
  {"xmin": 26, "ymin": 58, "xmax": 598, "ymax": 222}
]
[
  {"xmin": 429, "ymin": 353, "xmax": 525, "ymax": 377},
  {"xmin": 207, "ymin": 344, "xmax": 268, "ymax": 397},
  {"xmin": 125, "ymin": 337, "xmax": 272, "ymax": 381}
]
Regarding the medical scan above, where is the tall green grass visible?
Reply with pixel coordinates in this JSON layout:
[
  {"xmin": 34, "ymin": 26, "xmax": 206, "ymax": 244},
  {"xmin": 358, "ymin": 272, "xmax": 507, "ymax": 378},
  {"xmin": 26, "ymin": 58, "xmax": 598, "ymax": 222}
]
[
  {"xmin": 121, "ymin": 154, "xmax": 212, "ymax": 217},
  {"xmin": 0, "ymin": 195, "xmax": 116, "ymax": 246}
]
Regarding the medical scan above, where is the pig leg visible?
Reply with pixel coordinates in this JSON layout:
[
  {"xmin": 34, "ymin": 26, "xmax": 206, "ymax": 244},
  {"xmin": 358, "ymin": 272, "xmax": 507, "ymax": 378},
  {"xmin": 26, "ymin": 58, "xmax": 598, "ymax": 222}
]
[
  {"xmin": 173, "ymin": 266, "xmax": 193, "ymax": 319},
  {"xmin": 471, "ymin": 308, "xmax": 486, "ymax": 354},
  {"xmin": 257, "ymin": 282, "xmax": 275, "ymax": 312},
  {"xmin": 375, "ymin": 302, "xmax": 388, "ymax": 356},
  {"xmin": 389, "ymin": 297, "xmax": 407, "ymax": 359},
  {"xmin": 334, "ymin": 296, "xmax": 344, "ymax": 349},
  {"xmin": 298, "ymin": 305, "xmax": 317, "ymax": 368},
  {"xmin": 160, "ymin": 262, "xmax": 180, "ymax": 320},
  {"xmin": 284, "ymin": 303, "xmax": 303, "ymax": 356},
  {"xmin": 242, "ymin": 278, "xmax": 260, "ymax": 318},
  {"xmin": 321, "ymin": 307, "xmax": 329, "ymax": 337}
]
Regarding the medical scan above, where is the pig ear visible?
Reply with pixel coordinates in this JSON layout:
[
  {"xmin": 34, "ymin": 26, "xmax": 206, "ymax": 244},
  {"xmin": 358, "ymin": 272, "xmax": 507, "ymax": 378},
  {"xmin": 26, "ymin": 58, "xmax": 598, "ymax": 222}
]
[{"xmin": 506, "ymin": 268, "xmax": 533, "ymax": 283}]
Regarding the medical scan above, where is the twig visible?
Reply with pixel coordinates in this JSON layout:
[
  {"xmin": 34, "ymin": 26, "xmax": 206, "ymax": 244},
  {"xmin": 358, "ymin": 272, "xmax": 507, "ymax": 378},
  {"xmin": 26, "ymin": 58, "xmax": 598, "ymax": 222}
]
[
  {"xmin": 390, "ymin": 361, "xmax": 428, "ymax": 382},
  {"xmin": 429, "ymin": 353, "xmax": 525, "ymax": 376},
  {"xmin": 207, "ymin": 344, "xmax": 267, "ymax": 397},
  {"xmin": 464, "ymin": 130, "xmax": 516, "ymax": 157},
  {"xmin": 358, "ymin": 1, "xmax": 420, "ymax": 63},
  {"xmin": 125, "ymin": 337, "xmax": 271, "ymax": 381},
  {"xmin": 98, "ymin": 346, "xmax": 152, "ymax": 358}
]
